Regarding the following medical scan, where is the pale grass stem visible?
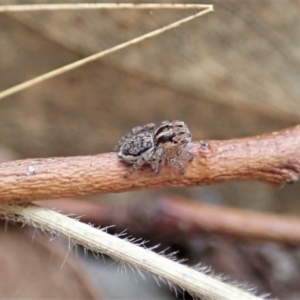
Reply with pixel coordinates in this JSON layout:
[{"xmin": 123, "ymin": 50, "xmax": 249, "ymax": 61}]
[
  {"xmin": 0, "ymin": 3, "xmax": 212, "ymax": 12},
  {"xmin": 0, "ymin": 3, "xmax": 213, "ymax": 100},
  {"xmin": 0, "ymin": 203, "xmax": 263, "ymax": 300}
]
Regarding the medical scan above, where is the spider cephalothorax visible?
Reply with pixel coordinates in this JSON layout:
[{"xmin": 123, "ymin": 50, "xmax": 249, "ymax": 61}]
[{"xmin": 152, "ymin": 120, "xmax": 194, "ymax": 174}]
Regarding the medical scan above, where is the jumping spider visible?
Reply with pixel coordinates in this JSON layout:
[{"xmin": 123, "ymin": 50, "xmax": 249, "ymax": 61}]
[
  {"xmin": 116, "ymin": 123, "xmax": 156, "ymax": 177},
  {"xmin": 116, "ymin": 120, "xmax": 194, "ymax": 178},
  {"xmin": 152, "ymin": 120, "xmax": 194, "ymax": 174}
]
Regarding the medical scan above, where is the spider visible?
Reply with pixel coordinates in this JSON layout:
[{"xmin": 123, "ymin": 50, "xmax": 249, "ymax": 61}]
[
  {"xmin": 116, "ymin": 123, "xmax": 156, "ymax": 178},
  {"xmin": 116, "ymin": 120, "xmax": 194, "ymax": 177},
  {"xmin": 152, "ymin": 120, "xmax": 194, "ymax": 174}
]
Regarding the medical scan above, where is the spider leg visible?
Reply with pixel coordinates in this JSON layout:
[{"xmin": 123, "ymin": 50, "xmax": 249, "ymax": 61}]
[
  {"xmin": 123, "ymin": 157, "xmax": 146, "ymax": 178},
  {"xmin": 177, "ymin": 149, "xmax": 194, "ymax": 162},
  {"xmin": 123, "ymin": 148, "xmax": 155, "ymax": 178},
  {"xmin": 185, "ymin": 151, "xmax": 194, "ymax": 162},
  {"xmin": 151, "ymin": 159, "xmax": 164, "ymax": 174},
  {"xmin": 150, "ymin": 147, "xmax": 164, "ymax": 174},
  {"xmin": 168, "ymin": 157, "xmax": 185, "ymax": 174}
]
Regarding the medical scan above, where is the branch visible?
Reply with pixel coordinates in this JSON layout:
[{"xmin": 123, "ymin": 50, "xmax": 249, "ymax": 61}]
[
  {"xmin": 1, "ymin": 125, "xmax": 300, "ymax": 203},
  {"xmin": 0, "ymin": 203, "xmax": 263, "ymax": 300},
  {"xmin": 38, "ymin": 196, "xmax": 300, "ymax": 245},
  {"xmin": 154, "ymin": 197, "xmax": 300, "ymax": 245}
]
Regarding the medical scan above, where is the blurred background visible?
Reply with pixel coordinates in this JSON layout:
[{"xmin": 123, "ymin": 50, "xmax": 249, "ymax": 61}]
[{"xmin": 0, "ymin": 0, "xmax": 300, "ymax": 299}]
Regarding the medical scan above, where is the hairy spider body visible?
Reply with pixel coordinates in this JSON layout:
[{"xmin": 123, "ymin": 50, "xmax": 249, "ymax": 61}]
[
  {"xmin": 116, "ymin": 123, "xmax": 156, "ymax": 177},
  {"xmin": 152, "ymin": 120, "xmax": 194, "ymax": 174},
  {"xmin": 116, "ymin": 120, "xmax": 193, "ymax": 177}
]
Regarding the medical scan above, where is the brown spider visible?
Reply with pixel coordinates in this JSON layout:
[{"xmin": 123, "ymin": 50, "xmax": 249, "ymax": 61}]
[
  {"xmin": 152, "ymin": 120, "xmax": 194, "ymax": 174},
  {"xmin": 116, "ymin": 120, "xmax": 194, "ymax": 177},
  {"xmin": 116, "ymin": 123, "xmax": 156, "ymax": 177}
]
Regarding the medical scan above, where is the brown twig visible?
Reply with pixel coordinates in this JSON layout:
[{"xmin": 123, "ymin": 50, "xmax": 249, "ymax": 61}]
[
  {"xmin": 153, "ymin": 197, "xmax": 300, "ymax": 245},
  {"xmin": 39, "ymin": 196, "xmax": 300, "ymax": 245},
  {"xmin": 1, "ymin": 125, "xmax": 300, "ymax": 203}
]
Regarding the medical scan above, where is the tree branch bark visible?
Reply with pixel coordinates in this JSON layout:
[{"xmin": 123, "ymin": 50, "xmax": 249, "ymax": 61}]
[{"xmin": 1, "ymin": 125, "xmax": 300, "ymax": 203}]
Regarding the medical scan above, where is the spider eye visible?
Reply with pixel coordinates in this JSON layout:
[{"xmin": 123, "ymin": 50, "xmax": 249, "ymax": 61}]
[{"xmin": 156, "ymin": 133, "xmax": 175, "ymax": 145}]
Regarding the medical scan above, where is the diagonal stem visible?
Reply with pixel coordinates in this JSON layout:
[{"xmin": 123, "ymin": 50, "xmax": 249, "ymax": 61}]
[{"xmin": 0, "ymin": 5, "xmax": 213, "ymax": 100}]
